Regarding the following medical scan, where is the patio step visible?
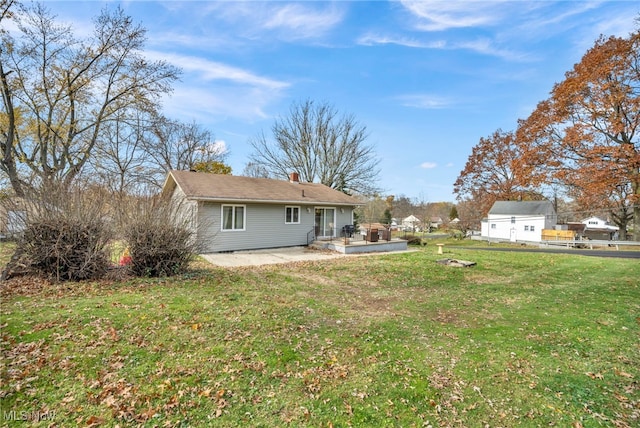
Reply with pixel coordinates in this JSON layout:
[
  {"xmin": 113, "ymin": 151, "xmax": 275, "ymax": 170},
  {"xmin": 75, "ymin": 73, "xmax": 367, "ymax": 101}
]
[{"xmin": 309, "ymin": 241, "xmax": 330, "ymax": 250}]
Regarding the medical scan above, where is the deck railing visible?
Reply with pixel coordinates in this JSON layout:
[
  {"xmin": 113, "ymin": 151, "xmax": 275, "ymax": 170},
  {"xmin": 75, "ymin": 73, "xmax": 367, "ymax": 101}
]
[{"xmin": 306, "ymin": 228, "xmax": 316, "ymax": 246}]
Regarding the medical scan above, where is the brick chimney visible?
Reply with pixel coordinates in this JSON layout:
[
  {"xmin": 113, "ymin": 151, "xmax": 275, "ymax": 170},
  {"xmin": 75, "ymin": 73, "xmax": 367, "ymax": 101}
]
[{"xmin": 289, "ymin": 172, "xmax": 300, "ymax": 183}]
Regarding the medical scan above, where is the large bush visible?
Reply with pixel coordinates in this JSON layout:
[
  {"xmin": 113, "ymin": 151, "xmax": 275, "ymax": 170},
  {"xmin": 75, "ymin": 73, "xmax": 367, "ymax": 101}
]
[
  {"xmin": 123, "ymin": 198, "xmax": 198, "ymax": 277},
  {"xmin": 21, "ymin": 218, "xmax": 111, "ymax": 281},
  {"xmin": 11, "ymin": 187, "xmax": 112, "ymax": 281}
]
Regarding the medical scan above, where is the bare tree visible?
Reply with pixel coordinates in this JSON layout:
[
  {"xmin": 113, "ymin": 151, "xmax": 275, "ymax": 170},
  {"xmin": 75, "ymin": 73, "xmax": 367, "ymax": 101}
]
[
  {"xmin": 391, "ymin": 194, "xmax": 415, "ymax": 221},
  {"xmin": 242, "ymin": 162, "xmax": 272, "ymax": 178},
  {"xmin": 0, "ymin": 1, "xmax": 16, "ymax": 24},
  {"xmin": 143, "ymin": 115, "xmax": 228, "ymax": 186},
  {"xmin": 249, "ymin": 99, "xmax": 381, "ymax": 195},
  {"xmin": 0, "ymin": 2, "xmax": 180, "ymax": 196},
  {"xmin": 88, "ymin": 108, "xmax": 150, "ymax": 195}
]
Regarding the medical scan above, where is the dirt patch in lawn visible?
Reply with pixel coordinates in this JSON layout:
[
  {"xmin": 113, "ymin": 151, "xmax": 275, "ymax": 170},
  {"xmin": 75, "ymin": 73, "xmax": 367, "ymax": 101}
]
[{"xmin": 285, "ymin": 271, "xmax": 409, "ymax": 321}]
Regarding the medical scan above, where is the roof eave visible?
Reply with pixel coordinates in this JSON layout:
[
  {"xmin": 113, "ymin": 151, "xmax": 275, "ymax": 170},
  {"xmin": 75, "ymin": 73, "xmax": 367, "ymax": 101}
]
[{"xmin": 186, "ymin": 196, "xmax": 363, "ymax": 206}]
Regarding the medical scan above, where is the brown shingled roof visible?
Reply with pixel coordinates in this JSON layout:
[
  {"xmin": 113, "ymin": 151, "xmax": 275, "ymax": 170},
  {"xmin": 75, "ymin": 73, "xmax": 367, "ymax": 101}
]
[{"xmin": 164, "ymin": 170, "xmax": 362, "ymax": 205}]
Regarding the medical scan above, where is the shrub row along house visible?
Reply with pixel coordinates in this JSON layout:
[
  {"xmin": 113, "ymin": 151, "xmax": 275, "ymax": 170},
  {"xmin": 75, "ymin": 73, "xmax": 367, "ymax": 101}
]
[{"xmin": 162, "ymin": 171, "xmax": 362, "ymax": 253}]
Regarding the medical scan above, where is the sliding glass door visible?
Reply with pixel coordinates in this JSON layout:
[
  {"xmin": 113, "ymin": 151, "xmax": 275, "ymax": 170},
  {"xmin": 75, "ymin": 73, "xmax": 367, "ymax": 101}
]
[{"xmin": 315, "ymin": 208, "xmax": 336, "ymax": 238}]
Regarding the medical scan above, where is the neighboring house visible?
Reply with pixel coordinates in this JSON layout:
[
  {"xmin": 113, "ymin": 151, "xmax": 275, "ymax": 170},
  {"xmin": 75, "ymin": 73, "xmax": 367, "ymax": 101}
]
[
  {"xmin": 581, "ymin": 216, "xmax": 619, "ymax": 240},
  {"xmin": 402, "ymin": 215, "xmax": 421, "ymax": 231},
  {"xmin": 481, "ymin": 201, "xmax": 557, "ymax": 242},
  {"xmin": 389, "ymin": 218, "xmax": 400, "ymax": 231},
  {"xmin": 429, "ymin": 216, "xmax": 443, "ymax": 230},
  {"xmin": 0, "ymin": 197, "xmax": 28, "ymax": 238},
  {"xmin": 162, "ymin": 170, "xmax": 363, "ymax": 253}
]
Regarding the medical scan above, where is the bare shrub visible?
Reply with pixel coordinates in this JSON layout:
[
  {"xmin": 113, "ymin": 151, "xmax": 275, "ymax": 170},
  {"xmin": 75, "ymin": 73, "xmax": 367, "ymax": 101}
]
[
  {"xmin": 8, "ymin": 186, "xmax": 112, "ymax": 282},
  {"xmin": 123, "ymin": 197, "xmax": 198, "ymax": 277},
  {"xmin": 402, "ymin": 234, "xmax": 425, "ymax": 246}
]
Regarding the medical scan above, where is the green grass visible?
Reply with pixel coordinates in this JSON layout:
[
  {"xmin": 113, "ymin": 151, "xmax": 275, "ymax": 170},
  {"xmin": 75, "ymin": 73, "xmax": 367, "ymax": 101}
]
[{"xmin": 1, "ymin": 243, "xmax": 639, "ymax": 427}]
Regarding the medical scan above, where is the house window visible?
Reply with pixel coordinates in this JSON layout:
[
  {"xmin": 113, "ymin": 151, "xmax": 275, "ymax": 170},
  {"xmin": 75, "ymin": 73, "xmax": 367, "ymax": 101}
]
[
  {"xmin": 530, "ymin": 225, "xmax": 535, "ymax": 232},
  {"xmin": 511, "ymin": 216, "xmax": 516, "ymax": 224},
  {"xmin": 524, "ymin": 225, "xmax": 529, "ymax": 231},
  {"xmin": 222, "ymin": 205, "xmax": 245, "ymax": 231},
  {"xmin": 285, "ymin": 206, "xmax": 300, "ymax": 224},
  {"xmin": 491, "ymin": 223, "xmax": 496, "ymax": 229}
]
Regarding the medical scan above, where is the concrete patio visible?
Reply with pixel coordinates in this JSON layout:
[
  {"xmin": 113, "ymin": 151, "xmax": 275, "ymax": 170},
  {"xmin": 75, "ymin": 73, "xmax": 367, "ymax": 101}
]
[{"xmin": 201, "ymin": 240, "xmax": 411, "ymax": 267}]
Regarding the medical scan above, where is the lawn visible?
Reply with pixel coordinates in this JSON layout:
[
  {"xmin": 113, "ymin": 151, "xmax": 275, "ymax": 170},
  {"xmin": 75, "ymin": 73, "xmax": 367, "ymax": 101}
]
[{"xmin": 1, "ymin": 242, "xmax": 638, "ymax": 427}]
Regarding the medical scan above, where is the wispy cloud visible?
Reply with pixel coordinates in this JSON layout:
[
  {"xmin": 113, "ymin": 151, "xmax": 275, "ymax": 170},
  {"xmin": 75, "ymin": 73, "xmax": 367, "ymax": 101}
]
[
  {"xmin": 357, "ymin": 33, "xmax": 446, "ymax": 49},
  {"xmin": 203, "ymin": 1, "xmax": 344, "ymax": 41},
  {"xmin": 400, "ymin": 0, "xmax": 506, "ymax": 31},
  {"xmin": 145, "ymin": 51, "xmax": 290, "ymax": 121},
  {"xmin": 263, "ymin": 3, "xmax": 344, "ymax": 39},
  {"xmin": 358, "ymin": 32, "xmax": 529, "ymax": 62},
  {"xmin": 420, "ymin": 162, "xmax": 438, "ymax": 169},
  {"xmin": 146, "ymin": 51, "xmax": 290, "ymax": 91},
  {"xmin": 456, "ymin": 38, "xmax": 531, "ymax": 62},
  {"xmin": 162, "ymin": 84, "xmax": 280, "ymax": 122},
  {"xmin": 397, "ymin": 94, "xmax": 452, "ymax": 110}
]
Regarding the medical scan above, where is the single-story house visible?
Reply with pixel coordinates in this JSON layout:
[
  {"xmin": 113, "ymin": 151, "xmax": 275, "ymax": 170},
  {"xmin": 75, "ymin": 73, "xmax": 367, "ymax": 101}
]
[
  {"xmin": 481, "ymin": 200, "xmax": 557, "ymax": 242},
  {"xmin": 162, "ymin": 170, "xmax": 363, "ymax": 253},
  {"xmin": 581, "ymin": 216, "xmax": 620, "ymax": 240},
  {"xmin": 401, "ymin": 215, "xmax": 421, "ymax": 231}
]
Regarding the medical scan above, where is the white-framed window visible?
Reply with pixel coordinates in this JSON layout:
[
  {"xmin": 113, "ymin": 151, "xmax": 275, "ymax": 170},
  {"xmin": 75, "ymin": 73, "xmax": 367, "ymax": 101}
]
[
  {"xmin": 285, "ymin": 206, "xmax": 300, "ymax": 224},
  {"xmin": 530, "ymin": 225, "xmax": 535, "ymax": 232},
  {"xmin": 524, "ymin": 225, "xmax": 529, "ymax": 231},
  {"xmin": 511, "ymin": 216, "xmax": 516, "ymax": 224},
  {"xmin": 491, "ymin": 223, "xmax": 496, "ymax": 229},
  {"xmin": 221, "ymin": 205, "xmax": 245, "ymax": 231}
]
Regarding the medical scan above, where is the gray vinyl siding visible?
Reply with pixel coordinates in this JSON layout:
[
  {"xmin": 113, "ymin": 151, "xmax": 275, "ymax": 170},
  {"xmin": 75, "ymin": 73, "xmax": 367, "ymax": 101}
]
[
  {"xmin": 335, "ymin": 208, "xmax": 354, "ymax": 231},
  {"xmin": 196, "ymin": 202, "xmax": 354, "ymax": 252},
  {"xmin": 170, "ymin": 187, "xmax": 198, "ymax": 236}
]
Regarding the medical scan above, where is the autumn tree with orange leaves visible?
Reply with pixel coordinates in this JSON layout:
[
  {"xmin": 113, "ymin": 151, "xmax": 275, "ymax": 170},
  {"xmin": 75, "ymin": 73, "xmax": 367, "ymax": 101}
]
[
  {"xmin": 516, "ymin": 29, "xmax": 640, "ymax": 240},
  {"xmin": 453, "ymin": 129, "xmax": 545, "ymax": 228}
]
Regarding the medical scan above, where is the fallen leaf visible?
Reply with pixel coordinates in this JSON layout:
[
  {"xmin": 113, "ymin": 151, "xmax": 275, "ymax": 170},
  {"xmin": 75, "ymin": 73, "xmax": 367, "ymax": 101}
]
[
  {"xmin": 614, "ymin": 368, "xmax": 633, "ymax": 378},
  {"xmin": 85, "ymin": 415, "xmax": 104, "ymax": 427},
  {"xmin": 216, "ymin": 389, "xmax": 225, "ymax": 400},
  {"xmin": 586, "ymin": 372, "xmax": 604, "ymax": 380},
  {"xmin": 108, "ymin": 327, "xmax": 119, "ymax": 341},
  {"xmin": 613, "ymin": 392, "xmax": 629, "ymax": 403}
]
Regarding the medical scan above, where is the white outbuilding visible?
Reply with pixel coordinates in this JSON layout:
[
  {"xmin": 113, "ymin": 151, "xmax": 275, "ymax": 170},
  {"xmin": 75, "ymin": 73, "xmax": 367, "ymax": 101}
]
[{"xmin": 481, "ymin": 201, "xmax": 557, "ymax": 243}]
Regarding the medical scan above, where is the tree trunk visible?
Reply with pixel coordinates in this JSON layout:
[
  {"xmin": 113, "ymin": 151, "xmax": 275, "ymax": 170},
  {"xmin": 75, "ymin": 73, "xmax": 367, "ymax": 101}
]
[
  {"xmin": 634, "ymin": 204, "xmax": 640, "ymax": 242},
  {"xmin": 0, "ymin": 62, "xmax": 25, "ymax": 197},
  {"xmin": 633, "ymin": 180, "xmax": 640, "ymax": 241}
]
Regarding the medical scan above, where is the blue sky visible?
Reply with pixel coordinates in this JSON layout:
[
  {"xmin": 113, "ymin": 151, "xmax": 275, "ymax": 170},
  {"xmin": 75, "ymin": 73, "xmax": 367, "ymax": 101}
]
[{"xmin": 41, "ymin": 1, "xmax": 639, "ymax": 202}]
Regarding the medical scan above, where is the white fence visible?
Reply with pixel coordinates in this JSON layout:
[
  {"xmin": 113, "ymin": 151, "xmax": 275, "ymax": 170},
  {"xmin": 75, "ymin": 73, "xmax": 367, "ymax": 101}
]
[{"xmin": 540, "ymin": 240, "xmax": 640, "ymax": 250}]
